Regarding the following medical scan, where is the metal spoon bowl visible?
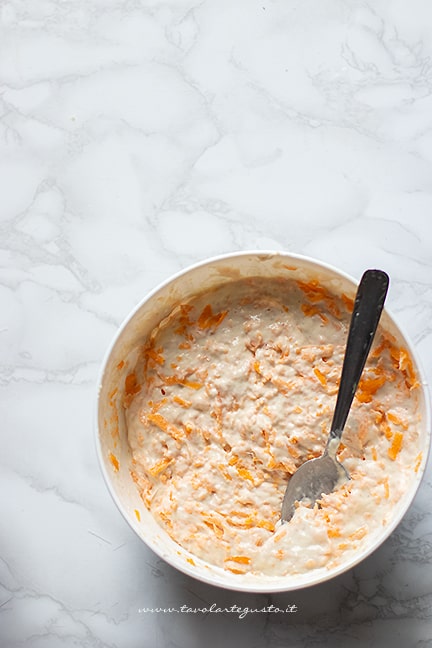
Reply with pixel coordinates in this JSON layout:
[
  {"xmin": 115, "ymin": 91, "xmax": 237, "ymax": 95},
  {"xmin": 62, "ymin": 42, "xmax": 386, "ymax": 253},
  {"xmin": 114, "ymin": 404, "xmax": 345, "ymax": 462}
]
[{"xmin": 281, "ymin": 269, "xmax": 389, "ymax": 523}]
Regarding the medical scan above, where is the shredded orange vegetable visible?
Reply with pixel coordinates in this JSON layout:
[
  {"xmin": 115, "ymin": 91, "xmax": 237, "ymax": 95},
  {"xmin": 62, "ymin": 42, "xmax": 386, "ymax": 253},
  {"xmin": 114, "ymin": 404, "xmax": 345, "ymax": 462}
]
[
  {"xmin": 287, "ymin": 445, "xmax": 300, "ymax": 459},
  {"xmin": 109, "ymin": 452, "xmax": 119, "ymax": 472},
  {"xmin": 341, "ymin": 293, "xmax": 354, "ymax": 310},
  {"xmin": 253, "ymin": 360, "xmax": 262, "ymax": 375},
  {"xmin": 256, "ymin": 520, "xmax": 275, "ymax": 532},
  {"xmin": 147, "ymin": 412, "xmax": 184, "ymax": 441},
  {"xmin": 202, "ymin": 515, "xmax": 224, "ymax": 538},
  {"xmin": 314, "ymin": 367, "xmax": 327, "ymax": 387},
  {"xmin": 387, "ymin": 412, "xmax": 408, "ymax": 430},
  {"xmin": 225, "ymin": 555, "xmax": 251, "ymax": 565},
  {"xmin": 178, "ymin": 342, "xmax": 191, "ymax": 350},
  {"xmin": 172, "ymin": 395, "xmax": 192, "ymax": 408},
  {"xmin": 237, "ymin": 466, "xmax": 254, "ymax": 482},
  {"xmin": 297, "ymin": 280, "xmax": 341, "ymax": 318},
  {"xmin": 267, "ymin": 457, "xmax": 295, "ymax": 473},
  {"xmin": 217, "ymin": 464, "xmax": 232, "ymax": 480},
  {"xmin": 414, "ymin": 453, "xmax": 423, "ymax": 473},
  {"xmin": 356, "ymin": 374, "xmax": 386, "ymax": 402},
  {"xmin": 197, "ymin": 304, "xmax": 228, "ymax": 330},
  {"xmin": 301, "ymin": 303, "xmax": 329, "ymax": 324},
  {"xmin": 225, "ymin": 515, "xmax": 255, "ymax": 529},
  {"xmin": 125, "ymin": 372, "xmax": 141, "ymax": 397},
  {"xmin": 174, "ymin": 304, "xmax": 195, "ymax": 338},
  {"xmin": 145, "ymin": 348, "xmax": 165, "ymax": 365},
  {"xmin": 273, "ymin": 528, "xmax": 287, "ymax": 543},
  {"xmin": 398, "ymin": 347, "xmax": 419, "ymax": 389},
  {"xmin": 349, "ymin": 526, "xmax": 367, "ymax": 541},
  {"xmin": 149, "ymin": 457, "xmax": 173, "ymax": 476},
  {"xmin": 297, "ymin": 280, "xmax": 330, "ymax": 303},
  {"xmin": 388, "ymin": 432, "xmax": 403, "ymax": 460},
  {"xmin": 380, "ymin": 417, "xmax": 393, "ymax": 440},
  {"xmin": 160, "ymin": 375, "xmax": 203, "ymax": 390}
]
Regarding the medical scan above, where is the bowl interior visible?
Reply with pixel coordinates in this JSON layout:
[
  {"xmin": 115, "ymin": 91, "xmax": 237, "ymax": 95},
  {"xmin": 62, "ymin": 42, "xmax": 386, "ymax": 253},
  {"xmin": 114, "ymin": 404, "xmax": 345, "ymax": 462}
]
[{"xmin": 96, "ymin": 251, "xmax": 430, "ymax": 592}]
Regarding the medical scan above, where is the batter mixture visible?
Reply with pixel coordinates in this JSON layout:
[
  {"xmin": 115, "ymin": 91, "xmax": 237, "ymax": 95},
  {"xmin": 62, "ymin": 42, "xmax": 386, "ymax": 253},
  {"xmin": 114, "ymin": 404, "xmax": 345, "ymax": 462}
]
[{"xmin": 124, "ymin": 277, "xmax": 421, "ymax": 577}]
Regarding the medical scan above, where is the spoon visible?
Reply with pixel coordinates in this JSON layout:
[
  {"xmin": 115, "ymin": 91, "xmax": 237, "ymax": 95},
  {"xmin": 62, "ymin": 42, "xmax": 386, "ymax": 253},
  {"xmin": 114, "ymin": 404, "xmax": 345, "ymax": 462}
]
[{"xmin": 281, "ymin": 269, "xmax": 389, "ymax": 523}]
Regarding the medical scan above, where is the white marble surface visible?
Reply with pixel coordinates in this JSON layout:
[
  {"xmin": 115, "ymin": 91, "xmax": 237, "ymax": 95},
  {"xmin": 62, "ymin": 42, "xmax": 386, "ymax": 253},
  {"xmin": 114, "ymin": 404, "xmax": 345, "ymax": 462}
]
[{"xmin": 1, "ymin": 0, "xmax": 432, "ymax": 646}]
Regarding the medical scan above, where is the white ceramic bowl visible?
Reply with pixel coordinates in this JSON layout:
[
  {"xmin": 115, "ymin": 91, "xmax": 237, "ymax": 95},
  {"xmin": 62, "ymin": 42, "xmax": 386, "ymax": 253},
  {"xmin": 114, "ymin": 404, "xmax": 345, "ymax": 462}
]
[{"xmin": 95, "ymin": 251, "xmax": 430, "ymax": 592}]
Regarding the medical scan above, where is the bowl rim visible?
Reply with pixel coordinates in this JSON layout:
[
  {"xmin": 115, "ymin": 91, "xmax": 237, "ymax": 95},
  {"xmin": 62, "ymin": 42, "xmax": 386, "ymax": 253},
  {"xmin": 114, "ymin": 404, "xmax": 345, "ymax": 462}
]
[{"xmin": 94, "ymin": 250, "xmax": 431, "ymax": 592}]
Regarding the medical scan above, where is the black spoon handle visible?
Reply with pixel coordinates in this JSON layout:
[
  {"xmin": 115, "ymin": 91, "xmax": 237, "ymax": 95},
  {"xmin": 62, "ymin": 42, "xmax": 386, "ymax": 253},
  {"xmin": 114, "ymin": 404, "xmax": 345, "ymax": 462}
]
[{"xmin": 330, "ymin": 269, "xmax": 389, "ymax": 439}]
